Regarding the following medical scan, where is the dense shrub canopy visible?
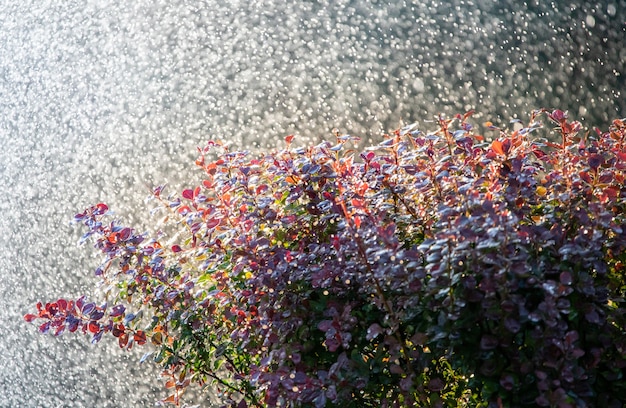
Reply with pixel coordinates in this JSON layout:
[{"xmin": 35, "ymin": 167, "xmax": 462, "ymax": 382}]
[{"xmin": 27, "ymin": 109, "xmax": 626, "ymax": 407}]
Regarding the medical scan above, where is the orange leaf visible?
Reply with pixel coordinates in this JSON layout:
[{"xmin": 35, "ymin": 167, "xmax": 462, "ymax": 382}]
[
  {"xmin": 351, "ymin": 198, "xmax": 364, "ymax": 209},
  {"xmin": 462, "ymin": 109, "xmax": 475, "ymax": 121},
  {"xmin": 546, "ymin": 141, "xmax": 563, "ymax": 149},
  {"xmin": 161, "ymin": 394, "xmax": 177, "ymax": 404},
  {"xmin": 491, "ymin": 140, "xmax": 505, "ymax": 156},
  {"xmin": 134, "ymin": 330, "xmax": 147, "ymax": 345},
  {"xmin": 205, "ymin": 162, "xmax": 217, "ymax": 175}
]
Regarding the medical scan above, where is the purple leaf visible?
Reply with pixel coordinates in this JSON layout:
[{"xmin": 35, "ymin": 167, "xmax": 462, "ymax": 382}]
[
  {"xmin": 427, "ymin": 377, "xmax": 445, "ymax": 392},
  {"xmin": 588, "ymin": 154, "xmax": 603, "ymax": 170},
  {"xmin": 314, "ymin": 392, "xmax": 326, "ymax": 408},
  {"xmin": 366, "ymin": 323, "xmax": 383, "ymax": 341},
  {"xmin": 317, "ymin": 320, "xmax": 333, "ymax": 332},
  {"xmin": 480, "ymin": 334, "xmax": 499, "ymax": 350},
  {"xmin": 109, "ymin": 304, "xmax": 126, "ymax": 318},
  {"xmin": 559, "ymin": 271, "xmax": 573, "ymax": 286},
  {"xmin": 81, "ymin": 302, "xmax": 95, "ymax": 315}
]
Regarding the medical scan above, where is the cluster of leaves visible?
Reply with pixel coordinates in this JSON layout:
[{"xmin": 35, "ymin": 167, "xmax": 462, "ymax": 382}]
[{"xmin": 26, "ymin": 109, "xmax": 626, "ymax": 407}]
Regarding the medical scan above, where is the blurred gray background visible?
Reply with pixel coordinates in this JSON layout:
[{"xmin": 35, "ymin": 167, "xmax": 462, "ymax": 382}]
[{"xmin": 1, "ymin": 0, "xmax": 624, "ymax": 406}]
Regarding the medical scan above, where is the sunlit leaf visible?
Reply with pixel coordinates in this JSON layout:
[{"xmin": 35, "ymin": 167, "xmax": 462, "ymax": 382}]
[
  {"xmin": 109, "ymin": 304, "xmax": 125, "ymax": 318},
  {"xmin": 491, "ymin": 140, "xmax": 505, "ymax": 155},
  {"xmin": 88, "ymin": 321, "xmax": 100, "ymax": 334},
  {"xmin": 24, "ymin": 314, "xmax": 37, "ymax": 323},
  {"xmin": 134, "ymin": 330, "xmax": 147, "ymax": 345},
  {"xmin": 140, "ymin": 351, "xmax": 154, "ymax": 364},
  {"xmin": 182, "ymin": 189, "xmax": 194, "ymax": 200}
]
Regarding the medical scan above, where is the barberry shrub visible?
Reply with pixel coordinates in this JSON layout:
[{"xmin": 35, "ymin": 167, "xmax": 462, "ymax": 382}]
[{"xmin": 26, "ymin": 109, "xmax": 626, "ymax": 407}]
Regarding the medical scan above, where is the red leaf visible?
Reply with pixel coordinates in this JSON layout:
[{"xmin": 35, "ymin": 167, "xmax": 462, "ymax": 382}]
[
  {"xmin": 598, "ymin": 172, "xmax": 614, "ymax": 184},
  {"xmin": 39, "ymin": 322, "xmax": 51, "ymax": 334},
  {"xmin": 94, "ymin": 203, "xmax": 109, "ymax": 215},
  {"xmin": 601, "ymin": 186, "xmax": 619, "ymax": 202},
  {"xmin": 462, "ymin": 109, "xmax": 475, "ymax": 121},
  {"xmin": 285, "ymin": 135, "xmax": 295, "ymax": 144},
  {"xmin": 550, "ymin": 109, "xmax": 567, "ymax": 123},
  {"xmin": 24, "ymin": 313, "xmax": 37, "ymax": 323},
  {"xmin": 119, "ymin": 333, "xmax": 129, "ymax": 348},
  {"xmin": 134, "ymin": 330, "xmax": 147, "ymax": 345},
  {"xmin": 546, "ymin": 141, "xmax": 563, "ymax": 149},
  {"xmin": 182, "ymin": 189, "xmax": 194, "ymax": 200},
  {"xmin": 171, "ymin": 244, "xmax": 182, "ymax": 253},
  {"xmin": 361, "ymin": 151, "xmax": 375, "ymax": 162},
  {"xmin": 88, "ymin": 321, "xmax": 100, "ymax": 334},
  {"xmin": 207, "ymin": 218, "xmax": 220, "ymax": 229},
  {"xmin": 580, "ymin": 171, "xmax": 592, "ymax": 184},
  {"xmin": 532, "ymin": 147, "xmax": 546, "ymax": 159},
  {"xmin": 112, "ymin": 324, "xmax": 125, "ymax": 337}
]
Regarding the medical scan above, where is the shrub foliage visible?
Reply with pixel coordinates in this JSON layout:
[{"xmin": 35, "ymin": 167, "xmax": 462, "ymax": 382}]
[{"xmin": 26, "ymin": 109, "xmax": 626, "ymax": 407}]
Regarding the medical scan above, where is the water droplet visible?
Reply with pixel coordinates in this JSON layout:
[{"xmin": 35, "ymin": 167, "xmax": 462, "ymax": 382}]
[
  {"xmin": 607, "ymin": 4, "xmax": 617, "ymax": 16},
  {"xmin": 412, "ymin": 78, "xmax": 425, "ymax": 92}
]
